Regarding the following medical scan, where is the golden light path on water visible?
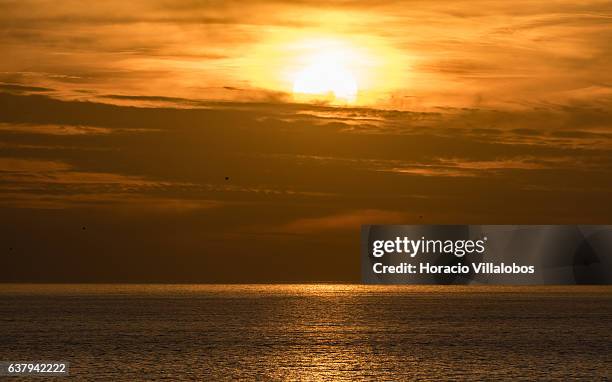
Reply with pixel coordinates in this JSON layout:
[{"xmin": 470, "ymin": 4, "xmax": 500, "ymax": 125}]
[{"xmin": 1, "ymin": 284, "xmax": 611, "ymax": 380}]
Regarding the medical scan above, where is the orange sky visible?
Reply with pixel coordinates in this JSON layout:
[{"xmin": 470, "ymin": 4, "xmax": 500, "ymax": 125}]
[
  {"xmin": 0, "ymin": 1, "xmax": 611, "ymax": 282},
  {"xmin": 2, "ymin": 0, "xmax": 611, "ymax": 108}
]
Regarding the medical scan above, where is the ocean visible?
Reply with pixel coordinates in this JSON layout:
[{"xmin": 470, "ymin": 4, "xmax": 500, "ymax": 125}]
[{"xmin": 0, "ymin": 284, "xmax": 610, "ymax": 380}]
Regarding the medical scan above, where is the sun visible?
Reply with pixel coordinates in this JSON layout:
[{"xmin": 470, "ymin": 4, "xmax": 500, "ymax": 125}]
[
  {"xmin": 292, "ymin": 46, "xmax": 359, "ymax": 103},
  {"xmin": 245, "ymin": 35, "xmax": 406, "ymax": 106}
]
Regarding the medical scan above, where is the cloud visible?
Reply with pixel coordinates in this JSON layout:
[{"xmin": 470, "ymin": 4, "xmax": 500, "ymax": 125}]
[
  {"xmin": 0, "ymin": 89, "xmax": 610, "ymax": 281},
  {"xmin": 0, "ymin": 156, "xmax": 219, "ymax": 209},
  {"xmin": 0, "ymin": 90, "xmax": 608, "ymax": 213},
  {"xmin": 0, "ymin": 158, "xmax": 70, "ymax": 172},
  {"xmin": 1, "ymin": 0, "xmax": 611, "ymax": 282},
  {"xmin": 0, "ymin": 192, "xmax": 221, "ymax": 211},
  {"xmin": 0, "ymin": 1, "xmax": 610, "ymax": 109},
  {"xmin": 383, "ymin": 156, "xmax": 597, "ymax": 177},
  {"xmin": 0, "ymin": 83, "xmax": 53, "ymax": 93},
  {"xmin": 277, "ymin": 209, "xmax": 407, "ymax": 234},
  {"xmin": 0, "ymin": 123, "xmax": 111, "ymax": 136}
]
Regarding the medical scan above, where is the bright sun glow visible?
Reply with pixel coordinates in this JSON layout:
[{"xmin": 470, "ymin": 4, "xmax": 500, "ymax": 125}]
[
  {"xmin": 292, "ymin": 50, "xmax": 358, "ymax": 103},
  {"xmin": 244, "ymin": 33, "xmax": 408, "ymax": 106},
  {"xmin": 288, "ymin": 39, "xmax": 367, "ymax": 104}
]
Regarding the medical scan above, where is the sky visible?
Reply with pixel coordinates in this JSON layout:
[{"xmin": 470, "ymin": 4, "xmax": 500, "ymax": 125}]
[{"xmin": 1, "ymin": 0, "xmax": 611, "ymax": 282}]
